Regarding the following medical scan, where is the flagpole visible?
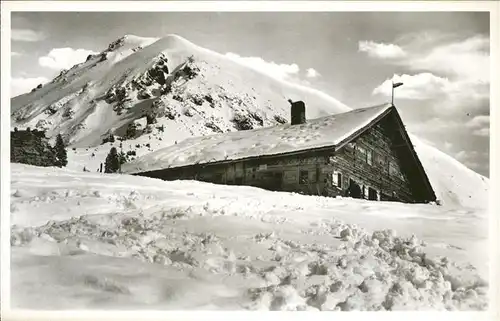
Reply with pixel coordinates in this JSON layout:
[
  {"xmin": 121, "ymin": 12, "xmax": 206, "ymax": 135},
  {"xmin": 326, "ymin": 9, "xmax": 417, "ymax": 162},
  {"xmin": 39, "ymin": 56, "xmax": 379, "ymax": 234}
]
[
  {"xmin": 391, "ymin": 81, "xmax": 403, "ymax": 106},
  {"xmin": 391, "ymin": 81, "xmax": 394, "ymax": 105}
]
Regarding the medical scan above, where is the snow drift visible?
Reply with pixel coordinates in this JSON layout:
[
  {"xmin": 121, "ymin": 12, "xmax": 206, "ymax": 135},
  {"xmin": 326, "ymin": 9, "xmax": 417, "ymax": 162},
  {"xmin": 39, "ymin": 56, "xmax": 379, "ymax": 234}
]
[{"xmin": 10, "ymin": 164, "xmax": 488, "ymax": 310}]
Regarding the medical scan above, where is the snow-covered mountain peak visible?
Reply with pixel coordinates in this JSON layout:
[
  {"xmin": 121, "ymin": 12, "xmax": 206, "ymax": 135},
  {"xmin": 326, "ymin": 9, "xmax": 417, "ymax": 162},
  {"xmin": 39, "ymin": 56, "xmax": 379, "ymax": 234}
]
[
  {"xmin": 11, "ymin": 33, "xmax": 350, "ymax": 147},
  {"xmin": 154, "ymin": 33, "xmax": 198, "ymax": 48},
  {"xmin": 106, "ymin": 34, "xmax": 159, "ymax": 51}
]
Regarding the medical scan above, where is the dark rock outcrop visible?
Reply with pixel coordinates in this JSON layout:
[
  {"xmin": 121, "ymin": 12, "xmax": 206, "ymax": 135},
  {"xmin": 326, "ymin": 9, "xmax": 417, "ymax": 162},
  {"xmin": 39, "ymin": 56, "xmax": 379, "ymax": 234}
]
[
  {"xmin": 274, "ymin": 115, "xmax": 287, "ymax": 124},
  {"xmin": 232, "ymin": 113, "xmax": 254, "ymax": 131}
]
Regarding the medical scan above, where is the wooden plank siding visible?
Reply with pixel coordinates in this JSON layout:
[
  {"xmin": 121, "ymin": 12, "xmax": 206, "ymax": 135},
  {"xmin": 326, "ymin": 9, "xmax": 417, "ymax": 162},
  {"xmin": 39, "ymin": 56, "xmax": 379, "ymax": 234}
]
[
  {"xmin": 196, "ymin": 154, "xmax": 330, "ymax": 196},
  {"xmin": 242, "ymin": 154, "xmax": 328, "ymax": 195},
  {"xmin": 329, "ymin": 118, "xmax": 414, "ymax": 202}
]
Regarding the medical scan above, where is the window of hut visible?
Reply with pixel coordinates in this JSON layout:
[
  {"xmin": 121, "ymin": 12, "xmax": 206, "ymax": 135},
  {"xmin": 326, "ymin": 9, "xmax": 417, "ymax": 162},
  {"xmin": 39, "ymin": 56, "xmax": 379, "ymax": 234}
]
[
  {"xmin": 374, "ymin": 152, "xmax": 386, "ymax": 167},
  {"xmin": 332, "ymin": 171, "xmax": 343, "ymax": 188},
  {"xmin": 357, "ymin": 145, "xmax": 367, "ymax": 162},
  {"xmin": 389, "ymin": 162, "xmax": 399, "ymax": 177}
]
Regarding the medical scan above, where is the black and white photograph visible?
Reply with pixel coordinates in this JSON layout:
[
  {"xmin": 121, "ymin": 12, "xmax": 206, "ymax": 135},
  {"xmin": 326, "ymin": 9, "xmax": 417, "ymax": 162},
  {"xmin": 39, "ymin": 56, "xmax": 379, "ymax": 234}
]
[{"xmin": 1, "ymin": 1, "xmax": 498, "ymax": 316}]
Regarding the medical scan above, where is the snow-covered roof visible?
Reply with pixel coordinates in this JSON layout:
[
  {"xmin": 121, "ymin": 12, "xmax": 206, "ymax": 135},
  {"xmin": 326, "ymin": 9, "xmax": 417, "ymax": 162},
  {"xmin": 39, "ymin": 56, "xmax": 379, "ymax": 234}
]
[{"xmin": 123, "ymin": 103, "xmax": 393, "ymax": 174}]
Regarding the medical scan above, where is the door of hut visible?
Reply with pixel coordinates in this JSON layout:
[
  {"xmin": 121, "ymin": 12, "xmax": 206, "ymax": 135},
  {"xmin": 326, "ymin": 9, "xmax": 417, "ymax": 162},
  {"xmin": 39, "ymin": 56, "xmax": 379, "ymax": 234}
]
[{"xmin": 235, "ymin": 162, "xmax": 244, "ymax": 184}]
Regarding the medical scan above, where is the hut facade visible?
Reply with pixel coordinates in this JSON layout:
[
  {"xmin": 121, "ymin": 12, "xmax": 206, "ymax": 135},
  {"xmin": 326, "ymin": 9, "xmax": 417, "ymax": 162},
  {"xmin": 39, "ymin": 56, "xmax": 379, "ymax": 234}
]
[{"xmin": 125, "ymin": 103, "xmax": 436, "ymax": 203}]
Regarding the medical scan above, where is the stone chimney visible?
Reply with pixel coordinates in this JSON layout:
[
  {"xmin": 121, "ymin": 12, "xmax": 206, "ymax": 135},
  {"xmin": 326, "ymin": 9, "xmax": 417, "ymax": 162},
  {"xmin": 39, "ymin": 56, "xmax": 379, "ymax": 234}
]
[{"xmin": 288, "ymin": 99, "xmax": 306, "ymax": 125}]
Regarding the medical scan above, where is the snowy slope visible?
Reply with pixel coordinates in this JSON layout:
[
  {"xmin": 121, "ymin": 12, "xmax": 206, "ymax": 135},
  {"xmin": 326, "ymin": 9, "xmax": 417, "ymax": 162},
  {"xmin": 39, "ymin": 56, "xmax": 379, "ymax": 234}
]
[
  {"xmin": 11, "ymin": 34, "xmax": 349, "ymax": 149},
  {"xmin": 410, "ymin": 136, "xmax": 489, "ymax": 209},
  {"xmin": 10, "ymin": 164, "xmax": 488, "ymax": 310}
]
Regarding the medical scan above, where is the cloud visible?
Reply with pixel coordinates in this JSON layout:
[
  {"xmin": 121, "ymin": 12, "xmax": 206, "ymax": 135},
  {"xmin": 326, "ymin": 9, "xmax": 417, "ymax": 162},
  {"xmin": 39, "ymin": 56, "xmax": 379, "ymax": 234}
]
[
  {"xmin": 395, "ymin": 30, "xmax": 452, "ymax": 50},
  {"xmin": 454, "ymin": 150, "xmax": 470, "ymax": 161},
  {"xmin": 39, "ymin": 47, "xmax": 99, "ymax": 70},
  {"xmin": 453, "ymin": 150, "xmax": 483, "ymax": 171},
  {"xmin": 225, "ymin": 52, "xmax": 300, "ymax": 81},
  {"xmin": 361, "ymin": 34, "xmax": 489, "ymax": 82},
  {"xmin": 11, "ymin": 76, "xmax": 49, "ymax": 97},
  {"xmin": 306, "ymin": 68, "xmax": 320, "ymax": 78},
  {"xmin": 223, "ymin": 52, "xmax": 348, "ymax": 111},
  {"xmin": 11, "ymin": 29, "xmax": 45, "ymax": 42},
  {"xmin": 411, "ymin": 35, "xmax": 489, "ymax": 82},
  {"xmin": 408, "ymin": 117, "xmax": 460, "ymax": 133},
  {"xmin": 373, "ymin": 73, "xmax": 488, "ymax": 108},
  {"xmin": 472, "ymin": 128, "xmax": 489, "ymax": 137},
  {"xmin": 358, "ymin": 41, "xmax": 407, "ymax": 59},
  {"xmin": 465, "ymin": 115, "xmax": 490, "ymax": 137},
  {"xmin": 466, "ymin": 115, "xmax": 489, "ymax": 128},
  {"xmin": 224, "ymin": 52, "xmax": 324, "ymax": 90},
  {"xmin": 363, "ymin": 33, "xmax": 489, "ymax": 110},
  {"xmin": 372, "ymin": 73, "xmax": 452, "ymax": 100},
  {"xmin": 11, "ymin": 52, "xmax": 23, "ymax": 57}
]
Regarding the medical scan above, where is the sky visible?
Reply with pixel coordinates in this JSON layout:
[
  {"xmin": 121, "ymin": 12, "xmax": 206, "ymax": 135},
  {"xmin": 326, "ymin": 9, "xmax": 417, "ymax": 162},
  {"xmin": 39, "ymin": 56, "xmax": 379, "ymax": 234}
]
[{"xmin": 10, "ymin": 11, "xmax": 490, "ymax": 176}]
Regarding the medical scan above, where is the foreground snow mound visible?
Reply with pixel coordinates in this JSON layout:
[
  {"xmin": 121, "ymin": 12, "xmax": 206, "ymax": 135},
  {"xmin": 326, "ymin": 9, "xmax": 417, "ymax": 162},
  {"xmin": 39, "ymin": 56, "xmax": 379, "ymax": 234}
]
[
  {"xmin": 411, "ymin": 135, "xmax": 489, "ymax": 209},
  {"xmin": 10, "ymin": 164, "xmax": 488, "ymax": 310},
  {"xmin": 11, "ymin": 218, "xmax": 487, "ymax": 311}
]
